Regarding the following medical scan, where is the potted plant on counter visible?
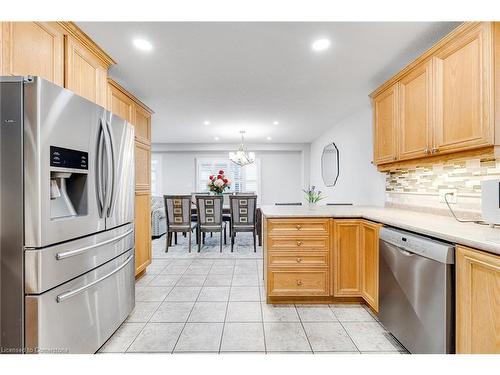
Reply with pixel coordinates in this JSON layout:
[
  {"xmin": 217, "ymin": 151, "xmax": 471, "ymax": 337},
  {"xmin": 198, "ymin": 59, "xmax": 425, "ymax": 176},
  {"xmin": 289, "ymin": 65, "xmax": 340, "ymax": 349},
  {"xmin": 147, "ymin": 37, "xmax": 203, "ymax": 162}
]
[
  {"xmin": 303, "ymin": 185, "xmax": 325, "ymax": 209},
  {"xmin": 208, "ymin": 170, "xmax": 231, "ymax": 195}
]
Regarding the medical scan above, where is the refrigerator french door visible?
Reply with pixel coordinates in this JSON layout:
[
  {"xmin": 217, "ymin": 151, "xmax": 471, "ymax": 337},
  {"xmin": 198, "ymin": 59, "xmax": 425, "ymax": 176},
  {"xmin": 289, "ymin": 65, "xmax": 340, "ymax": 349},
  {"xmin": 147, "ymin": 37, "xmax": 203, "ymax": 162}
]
[{"xmin": 0, "ymin": 76, "xmax": 135, "ymax": 353}]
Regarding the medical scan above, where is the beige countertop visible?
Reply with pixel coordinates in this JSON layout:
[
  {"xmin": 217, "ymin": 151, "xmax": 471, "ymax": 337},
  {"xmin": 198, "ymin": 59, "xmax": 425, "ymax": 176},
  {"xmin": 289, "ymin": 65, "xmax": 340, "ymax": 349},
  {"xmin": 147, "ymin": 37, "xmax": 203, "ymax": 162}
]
[{"xmin": 260, "ymin": 205, "xmax": 500, "ymax": 256}]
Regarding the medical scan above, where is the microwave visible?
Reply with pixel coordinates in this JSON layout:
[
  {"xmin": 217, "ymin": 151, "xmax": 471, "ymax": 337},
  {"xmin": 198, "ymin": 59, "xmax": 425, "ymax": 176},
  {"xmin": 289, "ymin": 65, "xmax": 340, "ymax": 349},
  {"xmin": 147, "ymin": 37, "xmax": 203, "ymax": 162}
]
[{"xmin": 481, "ymin": 179, "xmax": 500, "ymax": 226}]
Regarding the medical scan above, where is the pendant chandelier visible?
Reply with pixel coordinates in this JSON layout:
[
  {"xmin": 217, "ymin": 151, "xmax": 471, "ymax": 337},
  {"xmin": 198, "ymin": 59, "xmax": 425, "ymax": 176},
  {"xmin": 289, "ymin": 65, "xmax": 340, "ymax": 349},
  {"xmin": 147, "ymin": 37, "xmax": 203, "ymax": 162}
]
[{"xmin": 229, "ymin": 131, "xmax": 255, "ymax": 167}]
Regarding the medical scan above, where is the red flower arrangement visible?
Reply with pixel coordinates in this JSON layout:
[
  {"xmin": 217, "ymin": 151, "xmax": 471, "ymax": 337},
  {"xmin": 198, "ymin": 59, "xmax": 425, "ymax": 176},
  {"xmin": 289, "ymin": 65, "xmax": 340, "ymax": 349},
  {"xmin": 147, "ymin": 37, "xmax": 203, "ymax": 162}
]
[{"xmin": 207, "ymin": 170, "xmax": 231, "ymax": 194}]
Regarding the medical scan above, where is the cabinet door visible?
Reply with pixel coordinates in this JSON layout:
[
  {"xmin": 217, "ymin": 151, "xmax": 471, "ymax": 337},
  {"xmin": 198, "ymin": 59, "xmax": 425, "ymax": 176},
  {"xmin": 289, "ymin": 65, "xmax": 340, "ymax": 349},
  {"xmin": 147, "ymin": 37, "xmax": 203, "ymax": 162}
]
[
  {"xmin": 399, "ymin": 60, "xmax": 433, "ymax": 160},
  {"xmin": 360, "ymin": 222, "xmax": 380, "ymax": 312},
  {"xmin": 107, "ymin": 82, "xmax": 135, "ymax": 123},
  {"xmin": 433, "ymin": 23, "xmax": 493, "ymax": 154},
  {"xmin": 373, "ymin": 84, "xmax": 399, "ymax": 164},
  {"xmin": 134, "ymin": 105, "xmax": 151, "ymax": 144},
  {"xmin": 333, "ymin": 220, "xmax": 361, "ymax": 296},
  {"xmin": 1, "ymin": 22, "xmax": 64, "ymax": 85},
  {"xmin": 65, "ymin": 35, "xmax": 107, "ymax": 107},
  {"xmin": 456, "ymin": 246, "xmax": 499, "ymax": 354},
  {"xmin": 135, "ymin": 192, "xmax": 152, "ymax": 276},
  {"xmin": 135, "ymin": 141, "xmax": 151, "ymax": 191}
]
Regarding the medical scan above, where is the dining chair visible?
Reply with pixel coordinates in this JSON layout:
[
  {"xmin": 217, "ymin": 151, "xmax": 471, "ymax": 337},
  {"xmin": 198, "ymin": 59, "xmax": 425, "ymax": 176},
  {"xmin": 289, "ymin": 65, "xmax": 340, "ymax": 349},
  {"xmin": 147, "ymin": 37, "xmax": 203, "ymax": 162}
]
[
  {"xmin": 164, "ymin": 195, "xmax": 197, "ymax": 253},
  {"xmin": 274, "ymin": 202, "xmax": 302, "ymax": 206},
  {"xmin": 196, "ymin": 195, "xmax": 226, "ymax": 253},
  {"xmin": 229, "ymin": 195, "xmax": 258, "ymax": 252}
]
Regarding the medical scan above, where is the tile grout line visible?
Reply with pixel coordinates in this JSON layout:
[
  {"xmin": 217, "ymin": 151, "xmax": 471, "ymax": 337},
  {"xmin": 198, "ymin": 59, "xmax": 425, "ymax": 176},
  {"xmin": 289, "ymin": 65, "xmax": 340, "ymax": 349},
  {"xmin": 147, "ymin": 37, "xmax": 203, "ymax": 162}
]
[
  {"xmin": 125, "ymin": 259, "xmax": 194, "ymax": 353},
  {"xmin": 294, "ymin": 304, "xmax": 314, "ymax": 354},
  {"xmin": 170, "ymin": 258, "xmax": 212, "ymax": 354},
  {"xmin": 257, "ymin": 271, "xmax": 267, "ymax": 354},
  {"xmin": 218, "ymin": 260, "xmax": 236, "ymax": 354},
  {"xmin": 329, "ymin": 305, "xmax": 370, "ymax": 354}
]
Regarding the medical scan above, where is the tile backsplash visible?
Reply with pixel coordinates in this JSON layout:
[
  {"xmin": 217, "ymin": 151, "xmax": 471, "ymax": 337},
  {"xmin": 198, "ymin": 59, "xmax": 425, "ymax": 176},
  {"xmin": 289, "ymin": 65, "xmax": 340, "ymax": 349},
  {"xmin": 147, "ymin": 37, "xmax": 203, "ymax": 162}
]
[{"xmin": 385, "ymin": 156, "xmax": 500, "ymax": 219}]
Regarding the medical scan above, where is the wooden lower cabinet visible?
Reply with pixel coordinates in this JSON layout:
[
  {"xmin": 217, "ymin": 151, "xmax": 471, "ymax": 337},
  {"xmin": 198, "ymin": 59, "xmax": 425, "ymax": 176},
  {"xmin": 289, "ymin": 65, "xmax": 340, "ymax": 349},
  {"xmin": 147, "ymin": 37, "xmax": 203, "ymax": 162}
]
[
  {"xmin": 134, "ymin": 192, "xmax": 152, "ymax": 276},
  {"xmin": 360, "ymin": 222, "xmax": 380, "ymax": 312},
  {"xmin": 333, "ymin": 220, "xmax": 362, "ymax": 296},
  {"xmin": 332, "ymin": 219, "xmax": 380, "ymax": 311},
  {"xmin": 456, "ymin": 245, "xmax": 500, "ymax": 354},
  {"xmin": 265, "ymin": 218, "xmax": 331, "ymax": 301},
  {"xmin": 264, "ymin": 217, "xmax": 380, "ymax": 310}
]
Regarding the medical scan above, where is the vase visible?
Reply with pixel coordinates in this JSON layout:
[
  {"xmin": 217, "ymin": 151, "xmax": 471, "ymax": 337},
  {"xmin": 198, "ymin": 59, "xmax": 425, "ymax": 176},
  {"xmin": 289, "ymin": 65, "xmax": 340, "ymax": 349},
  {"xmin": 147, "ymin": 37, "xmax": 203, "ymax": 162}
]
[{"xmin": 308, "ymin": 202, "xmax": 317, "ymax": 210}]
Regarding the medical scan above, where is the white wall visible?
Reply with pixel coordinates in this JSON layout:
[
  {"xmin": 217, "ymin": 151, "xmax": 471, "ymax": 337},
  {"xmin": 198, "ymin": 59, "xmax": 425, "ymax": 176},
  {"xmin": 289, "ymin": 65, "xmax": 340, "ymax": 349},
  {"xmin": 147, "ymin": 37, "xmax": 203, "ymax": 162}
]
[
  {"xmin": 152, "ymin": 144, "xmax": 308, "ymax": 205},
  {"xmin": 309, "ymin": 105, "xmax": 385, "ymax": 206}
]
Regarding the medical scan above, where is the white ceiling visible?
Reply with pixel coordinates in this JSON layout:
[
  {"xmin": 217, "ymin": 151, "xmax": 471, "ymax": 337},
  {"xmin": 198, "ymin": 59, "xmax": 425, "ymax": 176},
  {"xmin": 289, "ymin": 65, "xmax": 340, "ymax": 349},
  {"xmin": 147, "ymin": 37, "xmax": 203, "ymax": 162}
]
[{"xmin": 78, "ymin": 22, "xmax": 459, "ymax": 144}]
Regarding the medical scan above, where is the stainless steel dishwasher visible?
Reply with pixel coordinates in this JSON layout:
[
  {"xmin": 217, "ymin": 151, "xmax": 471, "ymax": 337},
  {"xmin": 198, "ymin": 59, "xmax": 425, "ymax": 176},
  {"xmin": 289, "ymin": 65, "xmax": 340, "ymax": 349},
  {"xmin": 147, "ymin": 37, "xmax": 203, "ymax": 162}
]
[{"xmin": 379, "ymin": 227, "xmax": 455, "ymax": 354}]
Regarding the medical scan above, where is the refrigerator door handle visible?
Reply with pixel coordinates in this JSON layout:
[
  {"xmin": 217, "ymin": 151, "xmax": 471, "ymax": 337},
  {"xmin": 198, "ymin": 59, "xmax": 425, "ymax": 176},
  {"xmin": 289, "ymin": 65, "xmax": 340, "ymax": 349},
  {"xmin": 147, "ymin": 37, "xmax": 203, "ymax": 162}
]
[
  {"xmin": 104, "ymin": 119, "xmax": 116, "ymax": 218},
  {"xmin": 95, "ymin": 119, "xmax": 105, "ymax": 218},
  {"xmin": 102, "ymin": 119, "xmax": 113, "ymax": 217},
  {"xmin": 56, "ymin": 254, "xmax": 134, "ymax": 303}
]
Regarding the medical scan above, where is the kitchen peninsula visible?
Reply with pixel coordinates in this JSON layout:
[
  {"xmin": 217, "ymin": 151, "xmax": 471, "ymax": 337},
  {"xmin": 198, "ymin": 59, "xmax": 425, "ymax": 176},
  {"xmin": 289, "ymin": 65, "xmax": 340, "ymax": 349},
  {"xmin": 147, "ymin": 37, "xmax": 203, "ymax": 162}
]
[{"xmin": 261, "ymin": 205, "xmax": 500, "ymax": 354}]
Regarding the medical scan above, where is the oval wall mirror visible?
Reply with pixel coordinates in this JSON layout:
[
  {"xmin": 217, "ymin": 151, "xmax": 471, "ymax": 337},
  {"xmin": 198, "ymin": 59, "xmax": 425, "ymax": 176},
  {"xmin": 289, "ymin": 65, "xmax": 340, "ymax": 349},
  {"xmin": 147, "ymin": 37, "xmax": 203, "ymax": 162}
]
[{"xmin": 321, "ymin": 142, "xmax": 340, "ymax": 187}]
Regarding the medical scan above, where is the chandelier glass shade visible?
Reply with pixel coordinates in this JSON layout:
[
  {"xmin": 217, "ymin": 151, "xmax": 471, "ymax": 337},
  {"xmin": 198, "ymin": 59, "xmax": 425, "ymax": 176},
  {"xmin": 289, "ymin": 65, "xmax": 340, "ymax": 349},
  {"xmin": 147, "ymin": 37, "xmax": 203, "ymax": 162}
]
[{"xmin": 229, "ymin": 131, "xmax": 255, "ymax": 167}]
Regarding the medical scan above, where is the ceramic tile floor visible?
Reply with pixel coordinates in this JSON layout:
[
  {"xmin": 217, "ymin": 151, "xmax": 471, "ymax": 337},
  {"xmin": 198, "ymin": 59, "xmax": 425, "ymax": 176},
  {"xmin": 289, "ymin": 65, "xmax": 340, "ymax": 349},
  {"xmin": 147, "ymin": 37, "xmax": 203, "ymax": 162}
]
[{"xmin": 99, "ymin": 233, "xmax": 408, "ymax": 354}]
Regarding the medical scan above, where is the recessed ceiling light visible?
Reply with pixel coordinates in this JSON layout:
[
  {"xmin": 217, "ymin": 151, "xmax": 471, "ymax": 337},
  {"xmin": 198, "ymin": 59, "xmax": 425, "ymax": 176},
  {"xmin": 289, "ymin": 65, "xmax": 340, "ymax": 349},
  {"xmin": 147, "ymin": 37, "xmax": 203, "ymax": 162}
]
[
  {"xmin": 214, "ymin": 136, "xmax": 219, "ymax": 141},
  {"xmin": 266, "ymin": 137, "xmax": 272, "ymax": 141},
  {"xmin": 204, "ymin": 120, "xmax": 211, "ymax": 126},
  {"xmin": 273, "ymin": 121, "xmax": 279, "ymax": 125},
  {"xmin": 133, "ymin": 38, "xmax": 153, "ymax": 52},
  {"xmin": 311, "ymin": 38, "xmax": 331, "ymax": 52}
]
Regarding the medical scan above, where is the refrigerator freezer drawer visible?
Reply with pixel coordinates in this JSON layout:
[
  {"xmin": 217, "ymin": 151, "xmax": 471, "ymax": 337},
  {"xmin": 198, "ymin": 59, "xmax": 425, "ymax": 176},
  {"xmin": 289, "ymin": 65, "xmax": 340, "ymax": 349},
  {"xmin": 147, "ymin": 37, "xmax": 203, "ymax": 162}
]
[
  {"xmin": 25, "ymin": 250, "xmax": 135, "ymax": 354},
  {"xmin": 25, "ymin": 223, "xmax": 134, "ymax": 294}
]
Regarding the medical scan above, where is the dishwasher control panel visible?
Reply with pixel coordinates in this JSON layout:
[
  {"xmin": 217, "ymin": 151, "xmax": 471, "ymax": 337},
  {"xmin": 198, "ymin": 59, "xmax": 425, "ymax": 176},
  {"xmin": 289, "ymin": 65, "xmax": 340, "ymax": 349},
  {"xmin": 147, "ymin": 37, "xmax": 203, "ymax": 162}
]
[{"xmin": 379, "ymin": 227, "xmax": 455, "ymax": 264}]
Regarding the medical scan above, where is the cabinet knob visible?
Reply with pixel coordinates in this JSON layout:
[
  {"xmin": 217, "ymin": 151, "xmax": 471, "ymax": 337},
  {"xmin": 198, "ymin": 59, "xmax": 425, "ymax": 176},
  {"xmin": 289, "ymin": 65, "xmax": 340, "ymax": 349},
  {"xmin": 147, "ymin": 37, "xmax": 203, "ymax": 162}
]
[
  {"xmin": 296, "ymin": 224, "xmax": 301, "ymax": 230},
  {"xmin": 296, "ymin": 241, "xmax": 302, "ymax": 247},
  {"xmin": 296, "ymin": 280, "xmax": 303, "ymax": 286},
  {"xmin": 296, "ymin": 257, "xmax": 302, "ymax": 263},
  {"xmin": 431, "ymin": 147, "xmax": 439, "ymax": 154},
  {"xmin": 424, "ymin": 148, "xmax": 430, "ymax": 155}
]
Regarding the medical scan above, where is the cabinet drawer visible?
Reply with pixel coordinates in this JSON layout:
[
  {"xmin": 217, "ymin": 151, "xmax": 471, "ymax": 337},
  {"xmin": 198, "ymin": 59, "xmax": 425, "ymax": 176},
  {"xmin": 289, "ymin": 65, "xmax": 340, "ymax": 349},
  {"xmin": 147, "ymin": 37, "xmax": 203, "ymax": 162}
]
[
  {"xmin": 267, "ymin": 219, "xmax": 329, "ymax": 236},
  {"xmin": 268, "ymin": 252, "xmax": 328, "ymax": 267},
  {"xmin": 268, "ymin": 268, "xmax": 329, "ymax": 296},
  {"xmin": 268, "ymin": 236, "xmax": 329, "ymax": 251}
]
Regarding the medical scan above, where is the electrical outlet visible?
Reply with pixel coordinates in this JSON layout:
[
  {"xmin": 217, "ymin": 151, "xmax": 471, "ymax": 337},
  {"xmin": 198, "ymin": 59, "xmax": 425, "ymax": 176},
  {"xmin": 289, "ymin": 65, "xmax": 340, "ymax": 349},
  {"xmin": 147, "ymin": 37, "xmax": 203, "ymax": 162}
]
[{"xmin": 439, "ymin": 188, "xmax": 458, "ymax": 204}]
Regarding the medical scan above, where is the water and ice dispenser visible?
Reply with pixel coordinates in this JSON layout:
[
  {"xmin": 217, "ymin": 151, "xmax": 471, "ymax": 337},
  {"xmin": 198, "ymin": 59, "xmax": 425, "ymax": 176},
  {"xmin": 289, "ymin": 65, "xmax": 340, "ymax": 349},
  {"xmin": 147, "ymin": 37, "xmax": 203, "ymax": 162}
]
[{"xmin": 49, "ymin": 146, "xmax": 88, "ymax": 219}]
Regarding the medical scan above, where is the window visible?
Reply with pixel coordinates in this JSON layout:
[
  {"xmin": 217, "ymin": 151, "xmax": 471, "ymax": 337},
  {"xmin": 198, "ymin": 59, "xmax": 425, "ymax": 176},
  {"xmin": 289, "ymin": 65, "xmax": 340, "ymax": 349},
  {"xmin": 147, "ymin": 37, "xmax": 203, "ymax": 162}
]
[{"xmin": 196, "ymin": 157, "xmax": 260, "ymax": 198}]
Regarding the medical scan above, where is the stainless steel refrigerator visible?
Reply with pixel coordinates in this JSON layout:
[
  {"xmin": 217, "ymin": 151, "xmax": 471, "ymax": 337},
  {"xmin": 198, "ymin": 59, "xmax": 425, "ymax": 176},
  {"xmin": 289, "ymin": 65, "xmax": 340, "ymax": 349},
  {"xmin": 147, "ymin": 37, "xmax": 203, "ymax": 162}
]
[{"xmin": 0, "ymin": 76, "xmax": 135, "ymax": 353}]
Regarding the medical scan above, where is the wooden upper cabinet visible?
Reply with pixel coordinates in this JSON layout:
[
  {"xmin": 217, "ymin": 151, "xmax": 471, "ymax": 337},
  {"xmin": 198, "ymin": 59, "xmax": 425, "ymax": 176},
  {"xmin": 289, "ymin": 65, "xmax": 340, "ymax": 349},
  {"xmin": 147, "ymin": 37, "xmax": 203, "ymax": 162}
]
[
  {"xmin": 373, "ymin": 84, "xmax": 398, "ymax": 164},
  {"xmin": 107, "ymin": 80, "xmax": 135, "ymax": 123},
  {"xmin": 433, "ymin": 23, "xmax": 493, "ymax": 154},
  {"xmin": 1, "ymin": 22, "xmax": 64, "ymax": 85},
  {"xmin": 65, "ymin": 35, "xmax": 108, "ymax": 107},
  {"xmin": 135, "ymin": 105, "xmax": 152, "ymax": 144},
  {"xmin": 360, "ymin": 222, "xmax": 380, "ymax": 312},
  {"xmin": 333, "ymin": 220, "xmax": 362, "ymax": 296},
  {"xmin": 456, "ymin": 246, "xmax": 500, "ymax": 354},
  {"xmin": 399, "ymin": 60, "xmax": 433, "ymax": 160}
]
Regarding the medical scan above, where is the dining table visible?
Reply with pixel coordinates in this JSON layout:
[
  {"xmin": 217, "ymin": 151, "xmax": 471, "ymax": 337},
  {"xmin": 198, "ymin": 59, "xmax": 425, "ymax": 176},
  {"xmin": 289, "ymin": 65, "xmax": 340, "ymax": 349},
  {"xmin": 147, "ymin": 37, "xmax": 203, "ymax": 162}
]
[{"xmin": 190, "ymin": 205, "xmax": 262, "ymax": 246}]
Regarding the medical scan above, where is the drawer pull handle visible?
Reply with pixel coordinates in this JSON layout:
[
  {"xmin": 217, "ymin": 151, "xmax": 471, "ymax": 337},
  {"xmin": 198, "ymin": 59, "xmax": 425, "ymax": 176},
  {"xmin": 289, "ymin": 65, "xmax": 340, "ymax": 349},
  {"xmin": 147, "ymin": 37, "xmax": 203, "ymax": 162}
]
[
  {"xmin": 296, "ymin": 241, "xmax": 302, "ymax": 246},
  {"xmin": 296, "ymin": 279, "xmax": 303, "ymax": 286},
  {"xmin": 296, "ymin": 224, "xmax": 301, "ymax": 230},
  {"xmin": 56, "ymin": 254, "xmax": 133, "ymax": 303},
  {"xmin": 296, "ymin": 257, "xmax": 302, "ymax": 263},
  {"xmin": 56, "ymin": 228, "xmax": 134, "ymax": 260}
]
